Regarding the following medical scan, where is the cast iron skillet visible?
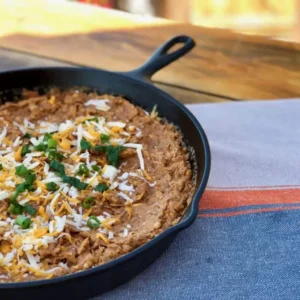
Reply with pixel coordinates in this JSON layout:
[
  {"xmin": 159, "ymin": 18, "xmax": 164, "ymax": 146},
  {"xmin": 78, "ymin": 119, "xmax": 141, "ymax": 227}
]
[{"xmin": 0, "ymin": 35, "xmax": 210, "ymax": 300}]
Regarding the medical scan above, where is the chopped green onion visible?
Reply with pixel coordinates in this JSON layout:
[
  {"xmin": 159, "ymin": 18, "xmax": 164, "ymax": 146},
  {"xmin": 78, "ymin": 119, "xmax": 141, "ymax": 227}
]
[
  {"xmin": 26, "ymin": 185, "xmax": 36, "ymax": 192},
  {"xmin": 10, "ymin": 189, "xmax": 22, "ymax": 202},
  {"xmin": 106, "ymin": 146, "xmax": 124, "ymax": 167},
  {"xmin": 47, "ymin": 138, "xmax": 57, "ymax": 149},
  {"xmin": 93, "ymin": 145, "xmax": 106, "ymax": 152},
  {"xmin": 62, "ymin": 176, "xmax": 88, "ymax": 190},
  {"xmin": 49, "ymin": 160, "xmax": 65, "ymax": 176},
  {"xmin": 24, "ymin": 204, "xmax": 36, "ymax": 216},
  {"xmin": 15, "ymin": 183, "xmax": 28, "ymax": 194},
  {"xmin": 0, "ymin": 164, "xmax": 3, "ymax": 171},
  {"xmin": 47, "ymin": 149, "xmax": 64, "ymax": 161},
  {"xmin": 15, "ymin": 165, "xmax": 36, "ymax": 188},
  {"xmin": 25, "ymin": 172, "xmax": 36, "ymax": 185},
  {"xmin": 23, "ymin": 132, "xmax": 32, "ymax": 139},
  {"xmin": 82, "ymin": 197, "xmax": 95, "ymax": 209},
  {"xmin": 10, "ymin": 182, "xmax": 35, "ymax": 203},
  {"xmin": 9, "ymin": 203, "xmax": 23, "ymax": 215},
  {"xmin": 100, "ymin": 134, "xmax": 110, "ymax": 143},
  {"xmin": 21, "ymin": 145, "xmax": 31, "ymax": 157},
  {"xmin": 91, "ymin": 165, "xmax": 101, "ymax": 172},
  {"xmin": 46, "ymin": 182, "xmax": 59, "ymax": 191},
  {"xmin": 34, "ymin": 143, "xmax": 47, "ymax": 152},
  {"xmin": 87, "ymin": 216, "xmax": 100, "ymax": 229},
  {"xmin": 83, "ymin": 117, "xmax": 99, "ymax": 123},
  {"xmin": 10, "ymin": 191, "xmax": 36, "ymax": 215},
  {"xmin": 93, "ymin": 145, "xmax": 124, "ymax": 167},
  {"xmin": 15, "ymin": 165, "xmax": 30, "ymax": 177},
  {"xmin": 80, "ymin": 139, "xmax": 91, "ymax": 151},
  {"xmin": 76, "ymin": 164, "xmax": 89, "ymax": 176},
  {"xmin": 43, "ymin": 133, "xmax": 52, "ymax": 142},
  {"xmin": 94, "ymin": 183, "xmax": 109, "ymax": 193},
  {"xmin": 15, "ymin": 215, "xmax": 32, "ymax": 229}
]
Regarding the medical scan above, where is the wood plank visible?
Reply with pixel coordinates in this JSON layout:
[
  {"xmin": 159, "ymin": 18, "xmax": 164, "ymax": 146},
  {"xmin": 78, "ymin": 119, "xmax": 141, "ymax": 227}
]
[
  {"xmin": 0, "ymin": 48, "xmax": 72, "ymax": 71},
  {"xmin": 0, "ymin": 0, "xmax": 170, "ymax": 36},
  {"xmin": 2, "ymin": 23, "xmax": 300, "ymax": 100},
  {"xmin": 0, "ymin": 47, "xmax": 228, "ymax": 104},
  {"xmin": 0, "ymin": 1, "xmax": 300, "ymax": 100},
  {"xmin": 154, "ymin": 83, "xmax": 228, "ymax": 103}
]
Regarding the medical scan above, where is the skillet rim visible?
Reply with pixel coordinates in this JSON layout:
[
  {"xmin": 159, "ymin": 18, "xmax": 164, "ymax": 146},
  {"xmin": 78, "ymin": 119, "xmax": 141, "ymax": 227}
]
[{"xmin": 0, "ymin": 67, "xmax": 211, "ymax": 289}]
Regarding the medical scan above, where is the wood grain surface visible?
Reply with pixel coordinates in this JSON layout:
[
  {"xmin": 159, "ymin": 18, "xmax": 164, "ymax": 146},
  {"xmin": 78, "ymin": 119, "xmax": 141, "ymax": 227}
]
[
  {"xmin": 0, "ymin": 0, "xmax": 170, "ymax": 36},
  {"xmin": 0, "ymin": 47, "xmax": 226, "ymax": 104},
  {"xmin": 0, "ymin": 1, "xmax": 300, "ymax": 101},
  {"xmin": 2, "ymin": 23, "xmax": 300, "ymax": 101}
]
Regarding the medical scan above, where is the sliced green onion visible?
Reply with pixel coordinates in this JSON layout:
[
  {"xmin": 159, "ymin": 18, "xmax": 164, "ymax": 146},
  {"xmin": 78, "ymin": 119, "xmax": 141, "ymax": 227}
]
[
  {"xmin": 21, "ymin": 145, "xmax": 31, "ymax": 157},
  {"xmin": 100, "ymin": 134, "xmax": 110, "ymax": 143},
  {"xmin": 26, "ymin": 185, "xmax": 35, "ymax": 192},
  {"xmin": 82, "ymin": 197, "xmax": 95, "ymax": 209},
  {"xmin": 83, "ymin": 117, "xmax": 98, "ymax": 123},
  {"xmin": 9, "ymin": 203, "xmax": 24, "ymax": 215},
  {"xmin": 24, "ymin": 204, "xmax": 36, "ymax": 216},
  {"xmin": 105, "ymin": 145, "xmax": 124, "ymax": 167},
  {"xmin": 87, "ymin": 216, "xmax": 100, "ymax": 229},
  {"xmin": 80, "ymin": 139, "xmax": 91, "ymax": 151},
  {"xmin": 23, "ymin": 132, "xmax": 32, "ymax": 139},
  {"xmin": 34, "ymin": 143, "xmax": 47, "ymax": 152},
  {"xmin": 62, "ymin": 176, "xmax": 88, "ymax": 190},
  {"xmin": 93, "ymin": 145, "xmax": 124, "ymax": 167},
  {"xmin": 43, "ymin": 133, "xmax": 52, "ymax": 142},
  {"xmin": 0, "ymin": 164, "xmax": 3, "ymax": 171},
  {"xmin": 76, "ymin": 164, "xmax": 89, "ymax": 176},
  {"xmin": 47, "ymin": 138, "xmax": 57, "ymax": 149},
  {"xmin": 10, "ymin": 182, "xmax": 35, "ymax": 203},
  {"xmin": 93, "ymin": 145, "xmax": 106, "ymax": 152},
  {"xmin": 46, "ymin": 182, "xmax": 59, "ymax": 191},
  {"xmin": 10, "ymin": 191, "xmax": 21, "ymax": 202},
  {"xmin": 49, "ymin": 160, "xmax": 65, "ymax": 176},
  {"xmin": 15, "ymin": 215, "xmax": 32, "ymax": 229},
  {"xmin": 47, "ymin": 149, "xmax": 64, "ymax": 161},
  {"xmin": 25, "ymin": 172, "xmax": 36, "ymax": 185},
  {"xmin": 15, "ymin": 165, "xmax": 30, "ymax": 177},
  {"xmin": 15, "ymin": 183, "xmax": 28, "ymax": 194},
  {"xmin": 91, "ymin": 165, "xmax": 101, "ymax": 172},
  {"xmin": 94, "ymin": 183, "xmax": 109, "ymax": 193}
]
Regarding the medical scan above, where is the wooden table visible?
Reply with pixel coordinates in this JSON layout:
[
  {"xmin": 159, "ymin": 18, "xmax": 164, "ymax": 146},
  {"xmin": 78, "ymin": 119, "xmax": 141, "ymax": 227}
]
[{"xmin": 1, "ymin": 0, "xmax": 300, "ymax": 104}]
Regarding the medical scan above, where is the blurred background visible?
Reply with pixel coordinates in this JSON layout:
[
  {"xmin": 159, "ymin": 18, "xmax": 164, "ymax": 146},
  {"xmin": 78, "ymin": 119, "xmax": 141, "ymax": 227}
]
[{"xmin": 70, "ymin": 0, "xmax": 297, "ymax": 41}]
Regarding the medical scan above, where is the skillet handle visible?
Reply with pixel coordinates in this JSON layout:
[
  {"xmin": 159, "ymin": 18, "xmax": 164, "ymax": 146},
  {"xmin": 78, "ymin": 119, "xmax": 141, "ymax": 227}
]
[{"xmin": 122, "ymin": 35, "xmax": 195, "ymax": 82}]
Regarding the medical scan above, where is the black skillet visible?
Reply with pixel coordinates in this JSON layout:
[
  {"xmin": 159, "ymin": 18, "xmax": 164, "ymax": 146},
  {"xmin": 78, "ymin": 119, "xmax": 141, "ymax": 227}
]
[{"xmin": 0, "ymin": 35, "xmax": 210, "ymax": 300}]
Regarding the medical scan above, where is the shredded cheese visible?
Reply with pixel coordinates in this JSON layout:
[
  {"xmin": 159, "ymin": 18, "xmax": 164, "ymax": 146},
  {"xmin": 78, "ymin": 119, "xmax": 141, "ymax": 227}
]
[
  {"xmin": 0, "ymin": 126, "xmax": 8, "ymax": 145},
  {"xmin": 102, "ymin": 165, "xmax": 118, "ymax": 183},
  {"xmin": 123, "ymin": 143, "xmax": 143, "ymax": 149},
  {"xmin": 106, "ymin": 121, "xmax": 126, "ymax": 128},
  {"xmin": 84, "ymin": 99, "xmax": 111, "ymax": 111},
  {"xmin": 136, "ymin": 148, "xmax": 145, "ymax": 170},
  {"xmin": 117, "ymin": 192, "xmax": 134, "ymax": 203},
  {"xmin": 0, "ymin": 100, "xmax": 158, "ymax": 279}
]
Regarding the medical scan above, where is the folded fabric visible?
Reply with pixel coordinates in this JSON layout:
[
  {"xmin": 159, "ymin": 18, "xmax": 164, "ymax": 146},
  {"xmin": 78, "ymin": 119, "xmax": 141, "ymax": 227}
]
[{"xmin": 95, "ymin": 99, "xmax": 300, "ymax": 300}]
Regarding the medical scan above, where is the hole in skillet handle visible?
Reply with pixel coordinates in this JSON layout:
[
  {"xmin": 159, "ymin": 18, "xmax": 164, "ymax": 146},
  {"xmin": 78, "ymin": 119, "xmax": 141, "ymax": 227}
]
[{"xmin": 120, "ymin": 35, "xmax": 196, "ymax": 83}]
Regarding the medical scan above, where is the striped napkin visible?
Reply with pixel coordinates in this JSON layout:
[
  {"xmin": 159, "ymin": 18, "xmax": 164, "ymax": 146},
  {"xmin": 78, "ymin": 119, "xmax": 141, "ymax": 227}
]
[{"xmin": 95, "ymin": 99, "xmax": 300, "ymax": 300}]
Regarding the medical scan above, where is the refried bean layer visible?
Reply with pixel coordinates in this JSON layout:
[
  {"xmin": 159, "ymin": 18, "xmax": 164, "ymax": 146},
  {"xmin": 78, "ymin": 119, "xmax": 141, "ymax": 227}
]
[{"xmin": 0, "ymin": 88, "xmax": 194, "ymax": 282}]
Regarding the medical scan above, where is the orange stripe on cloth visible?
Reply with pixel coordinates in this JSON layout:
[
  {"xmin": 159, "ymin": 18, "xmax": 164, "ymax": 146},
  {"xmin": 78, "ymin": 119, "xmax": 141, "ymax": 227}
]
[
  {"xmin": 199, "ymin": 188, "xmax": 300, "ymax": 210},
  {"xmin": 198, "ymin": 205, "xmax": 300, "ymax": 218}
]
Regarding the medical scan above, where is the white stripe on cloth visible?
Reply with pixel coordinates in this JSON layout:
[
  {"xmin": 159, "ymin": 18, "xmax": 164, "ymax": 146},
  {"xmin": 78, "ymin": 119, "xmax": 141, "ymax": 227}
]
[{"xmin": 187, "ymin": 99, "xmax": 300, "ymax": 188}]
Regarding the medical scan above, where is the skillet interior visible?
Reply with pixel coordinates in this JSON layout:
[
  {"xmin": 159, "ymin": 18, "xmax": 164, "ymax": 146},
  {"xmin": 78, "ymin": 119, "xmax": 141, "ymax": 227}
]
[
  {"xmin": 0, "ymin": 45, "xmax": 210, "ymax": 298},
  {"xmin": 0, "ymin": 67, "xmax": 209, "ymax": 223}
]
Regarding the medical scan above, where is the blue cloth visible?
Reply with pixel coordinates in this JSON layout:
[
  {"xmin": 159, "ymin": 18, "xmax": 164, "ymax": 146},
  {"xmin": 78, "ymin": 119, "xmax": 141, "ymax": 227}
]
[
  {"xmin": 94, "ymin": 100, "xmax": 300, "ymax": 299},
  {"xmin": 100, "ymin": 211, "xmax": 300, "ymax": 300}
]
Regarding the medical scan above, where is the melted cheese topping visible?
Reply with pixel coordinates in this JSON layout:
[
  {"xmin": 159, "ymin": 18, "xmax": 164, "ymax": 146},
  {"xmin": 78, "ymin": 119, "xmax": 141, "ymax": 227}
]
[{"xmin": 0, "ymin": 97, "xmax": 157, "ymax": 280}]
